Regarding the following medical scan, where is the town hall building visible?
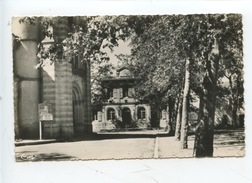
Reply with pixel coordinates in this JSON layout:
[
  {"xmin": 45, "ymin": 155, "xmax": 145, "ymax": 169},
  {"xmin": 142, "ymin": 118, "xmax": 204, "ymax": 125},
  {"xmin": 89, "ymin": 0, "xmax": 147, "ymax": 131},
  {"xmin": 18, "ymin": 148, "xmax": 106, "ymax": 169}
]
[{"xmin": 92, "ymin": 67, "xmax": 151, "ymax": 132}]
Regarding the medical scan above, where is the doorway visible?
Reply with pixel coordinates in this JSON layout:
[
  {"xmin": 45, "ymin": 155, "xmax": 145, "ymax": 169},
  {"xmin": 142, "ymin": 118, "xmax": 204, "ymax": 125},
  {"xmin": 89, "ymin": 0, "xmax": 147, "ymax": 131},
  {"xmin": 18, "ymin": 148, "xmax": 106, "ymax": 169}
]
[
  {"xmin": 72, "ymin": 85, "xmax": 83, "ymax": 135},
  {"xmin": 122, "ymin": 107, "xmax": 131, "ymax": 127}
]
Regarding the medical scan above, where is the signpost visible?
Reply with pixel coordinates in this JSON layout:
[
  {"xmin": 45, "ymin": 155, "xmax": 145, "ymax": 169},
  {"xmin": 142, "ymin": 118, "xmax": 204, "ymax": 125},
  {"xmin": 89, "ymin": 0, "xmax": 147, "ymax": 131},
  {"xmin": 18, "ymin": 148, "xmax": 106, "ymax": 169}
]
[{"xmin": 38, "ymin": 102, "xmax": 53, "ymax": 140}]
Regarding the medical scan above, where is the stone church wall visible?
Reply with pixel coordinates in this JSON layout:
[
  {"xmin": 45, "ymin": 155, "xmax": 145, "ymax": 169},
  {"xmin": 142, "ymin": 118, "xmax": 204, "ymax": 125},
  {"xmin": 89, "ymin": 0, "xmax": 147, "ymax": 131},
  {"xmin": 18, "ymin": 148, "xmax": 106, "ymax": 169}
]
[
  {"xmin": 13, "ymin": 17, "xmax": 92, "ymax": 140},
  {"xmin": 13, "ymin": 17, "xmax": 42, "ymax": 139}
]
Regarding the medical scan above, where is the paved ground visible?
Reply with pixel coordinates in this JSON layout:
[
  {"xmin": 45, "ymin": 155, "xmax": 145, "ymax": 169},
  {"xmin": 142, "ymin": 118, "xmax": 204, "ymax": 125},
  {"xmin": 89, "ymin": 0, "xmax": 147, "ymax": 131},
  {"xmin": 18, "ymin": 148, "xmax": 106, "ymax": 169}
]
[
  {"xmin": 158, "ymin": 129, "xmax": 245, "ymax": 158},
  {"xmin": 213, "ymin": 129, "xmax": 245, "ymax": 157},
  {"xmin": 15, "ymin": 129, "xmax": 245, "ymax": 162}
]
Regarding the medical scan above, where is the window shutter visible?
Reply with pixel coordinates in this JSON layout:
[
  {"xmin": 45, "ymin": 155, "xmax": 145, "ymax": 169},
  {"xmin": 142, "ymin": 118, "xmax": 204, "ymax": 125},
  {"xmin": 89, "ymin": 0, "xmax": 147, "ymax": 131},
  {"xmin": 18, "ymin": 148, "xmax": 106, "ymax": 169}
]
[
  {"xmin": 109, "ymin": 88, "xmax": 113, "ymax": 98},
  {"xmin": 128, "ymin": 88, "xmax": 132, "ymax": 97},
  {"xmin": 113, "ymin": 88, "xmax": 117, "ymax": 99},
  {"xmin": 104, "ymin": 88, "xmax": 108, "ymax": 98},
  {"xmin": 119, "ymin": 88, "xmax": 123, "ymax": 98},
  {"xmin": 130, "ymin": 88, "xmax": 135, "ymax": 97}
]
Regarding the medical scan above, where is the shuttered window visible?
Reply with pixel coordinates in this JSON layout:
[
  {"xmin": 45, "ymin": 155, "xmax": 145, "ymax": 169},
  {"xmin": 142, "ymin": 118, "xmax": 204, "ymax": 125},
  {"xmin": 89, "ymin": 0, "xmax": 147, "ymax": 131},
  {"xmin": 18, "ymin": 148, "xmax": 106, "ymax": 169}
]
[
  {"xmin": 119, "ymin": 88, "xmax": 123, "ymax": 98},
  {"xmin": 113, "ymin": 88, "xmax": 117, "ymax": 99}
]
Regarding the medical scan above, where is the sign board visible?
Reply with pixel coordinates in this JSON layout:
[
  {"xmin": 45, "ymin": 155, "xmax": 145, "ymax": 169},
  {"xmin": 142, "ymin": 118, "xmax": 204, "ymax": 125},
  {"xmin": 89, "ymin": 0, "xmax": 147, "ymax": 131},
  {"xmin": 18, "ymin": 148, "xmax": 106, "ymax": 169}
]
[{"xmin": 38, "ymin": 102, "xmax": 53, "ymax": 121}]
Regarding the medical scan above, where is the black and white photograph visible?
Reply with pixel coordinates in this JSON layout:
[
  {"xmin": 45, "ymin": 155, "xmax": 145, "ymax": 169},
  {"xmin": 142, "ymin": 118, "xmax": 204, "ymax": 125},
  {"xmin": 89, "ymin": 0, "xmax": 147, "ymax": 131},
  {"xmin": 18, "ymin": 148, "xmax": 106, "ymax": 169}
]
[
  {"xmin": 2, "ymin": 1, "xmax": 252, "ymax": 183},
  {"xmin": 12, "ymin": 14, "xmax": 245, "ymax": 161}
]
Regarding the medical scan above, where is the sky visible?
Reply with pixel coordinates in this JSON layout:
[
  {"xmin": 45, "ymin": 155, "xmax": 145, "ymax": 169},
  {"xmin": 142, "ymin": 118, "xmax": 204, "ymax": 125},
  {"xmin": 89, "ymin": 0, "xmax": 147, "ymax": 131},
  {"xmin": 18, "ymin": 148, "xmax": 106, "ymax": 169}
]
[{"xmin": 102, "ymin": 39, "xmax": 131, "ymax": 67}]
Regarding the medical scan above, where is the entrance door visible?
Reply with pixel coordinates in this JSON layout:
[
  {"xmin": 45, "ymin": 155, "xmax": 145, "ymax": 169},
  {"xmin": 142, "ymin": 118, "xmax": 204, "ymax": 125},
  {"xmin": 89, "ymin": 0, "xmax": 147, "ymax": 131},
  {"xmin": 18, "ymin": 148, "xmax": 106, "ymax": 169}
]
[
  {"xmin": 122, "ymin": 108, "xmax": 131, "ymax": 127},
  {"xmin": 72, "ymin": 91, "xmax": 78, "ymax": 134},
  {"xmin": 72, "ymin": 86, "xmax": 83, "ymax": 135}
]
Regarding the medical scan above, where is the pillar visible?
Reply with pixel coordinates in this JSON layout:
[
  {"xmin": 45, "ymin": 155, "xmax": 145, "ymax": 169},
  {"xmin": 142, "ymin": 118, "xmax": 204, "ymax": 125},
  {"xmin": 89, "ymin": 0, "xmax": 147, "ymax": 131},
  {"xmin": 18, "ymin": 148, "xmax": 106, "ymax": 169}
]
[{"xmin": 13, "ymin": 17, "xmax": 42, "ymax": 139}]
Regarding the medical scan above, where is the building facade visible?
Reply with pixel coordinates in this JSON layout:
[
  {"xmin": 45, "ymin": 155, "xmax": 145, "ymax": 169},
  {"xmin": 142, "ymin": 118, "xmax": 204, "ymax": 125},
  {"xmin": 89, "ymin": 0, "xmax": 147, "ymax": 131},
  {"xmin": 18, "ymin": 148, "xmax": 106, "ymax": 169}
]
[
  {"xmin": 13, "ymin": 17, "xmax": 92, "ymax": 140},
  {"xmin": 92, "ymin": 67, "xmax": 151, "ymax": 132}
]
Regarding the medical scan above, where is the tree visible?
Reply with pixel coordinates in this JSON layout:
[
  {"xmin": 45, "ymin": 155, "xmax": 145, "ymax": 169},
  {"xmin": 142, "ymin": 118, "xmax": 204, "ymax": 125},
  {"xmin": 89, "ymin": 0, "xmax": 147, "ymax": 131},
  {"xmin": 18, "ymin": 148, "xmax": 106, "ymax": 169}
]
[
  {"xmin": 119, "ymin": 14, "xmax": 243, "ymax": 156},
  {"xmin": 217, "ymin": 14, "xmax": 243, "ymax": 128},
  {"xmin": 180, "ymin": 59, "xmax": 190, "ymax": 148},
  {"xmin": 119, "ymin": 15, "xmax": 186, "ymax": 132},
  {"xmin": 175, "ymin": 95, "xmax": 182, "ymax": 140},
  {"xmin": 194, "ymin": 14, "xmax": 243, "ymax": 157},
  {"xmin": 194, "ymin": 36, "xmax": 220, "ymax": 157},
  {"xmin": 21, "ymin": 16, "xmax": 132, "ymax": 112},
  {"xmin": 91, "ymin": 60, "xmax": 114, "ymax": 113}
]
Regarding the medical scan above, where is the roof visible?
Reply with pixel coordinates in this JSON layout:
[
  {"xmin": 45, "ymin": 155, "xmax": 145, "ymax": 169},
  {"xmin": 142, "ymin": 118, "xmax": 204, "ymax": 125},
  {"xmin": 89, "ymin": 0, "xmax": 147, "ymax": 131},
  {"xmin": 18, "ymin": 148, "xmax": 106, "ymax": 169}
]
[{"xmin": 101, "ymin": 77, "xmax": 135, "ymax": 81}]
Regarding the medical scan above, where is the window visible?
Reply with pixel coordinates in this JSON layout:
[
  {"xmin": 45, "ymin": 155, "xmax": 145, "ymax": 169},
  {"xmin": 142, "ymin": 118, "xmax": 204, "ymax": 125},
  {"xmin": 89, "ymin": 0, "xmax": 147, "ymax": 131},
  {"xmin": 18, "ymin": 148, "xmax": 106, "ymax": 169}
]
[
  {"xmin": 128, "ymin": 88, "xmax": 134, "ymax": 97},
  {"xmin": 119, "ymin": 88, "xmax": 123, "ymax": 98},
  {"xmin": 107, "ymin": 88, "xmax": 113, "ymax": 99},
  {"xmin": 123, "ymin": 87, "xmax": 128, "ymax": 98},
  {"xmin": 113, "ymin": 88, "xmax": 123, "ymax": 99},
  {"xmin": 107, "ymin": 108, "xmax": 116, "ymax": 120},
  {"xmin": 113, "ymin": 88, "xmax": 118, "ymax": 99},
  {"xmin": 137, "ymin": 107, "xmax": 146, "ymax": 120}
]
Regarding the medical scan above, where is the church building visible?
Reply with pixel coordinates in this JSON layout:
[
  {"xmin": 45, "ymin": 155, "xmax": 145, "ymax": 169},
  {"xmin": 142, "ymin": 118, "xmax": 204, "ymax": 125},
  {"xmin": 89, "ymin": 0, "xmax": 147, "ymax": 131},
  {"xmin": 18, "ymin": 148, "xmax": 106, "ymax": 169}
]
[{"xmin": 13, "ymin": 17, "xmax": 92, "ymax": 140}]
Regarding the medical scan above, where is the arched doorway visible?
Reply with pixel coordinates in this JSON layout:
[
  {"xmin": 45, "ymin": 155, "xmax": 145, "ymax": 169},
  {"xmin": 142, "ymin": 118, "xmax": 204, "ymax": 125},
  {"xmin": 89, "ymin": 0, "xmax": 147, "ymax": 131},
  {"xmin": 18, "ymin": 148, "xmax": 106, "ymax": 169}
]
[
  {"xmin": 72, "ymin": 91, "xmax": 77, "ymax": 133},
  {"xmin": 72, "ymin": 85, "xmax": 83, "ymax": 135},
  {"xmin": 122, "ymin": 107, "xmax": 131, "ymax": 127}
]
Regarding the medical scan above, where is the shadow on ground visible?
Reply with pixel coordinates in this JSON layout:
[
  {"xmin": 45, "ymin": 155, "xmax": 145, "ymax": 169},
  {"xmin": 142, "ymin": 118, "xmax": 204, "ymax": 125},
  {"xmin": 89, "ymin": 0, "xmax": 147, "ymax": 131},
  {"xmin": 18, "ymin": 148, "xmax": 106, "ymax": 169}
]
[
  {"xmin": 214, "ymin": 128, "xmax": 245, "ymax": 147},
  {"xmin": 64, "ymin": 132, "xmax": 171, "ymax": 142},
  {"xmin": 16, "ymin": 151, "xmax": 77, "ymax": 162}
]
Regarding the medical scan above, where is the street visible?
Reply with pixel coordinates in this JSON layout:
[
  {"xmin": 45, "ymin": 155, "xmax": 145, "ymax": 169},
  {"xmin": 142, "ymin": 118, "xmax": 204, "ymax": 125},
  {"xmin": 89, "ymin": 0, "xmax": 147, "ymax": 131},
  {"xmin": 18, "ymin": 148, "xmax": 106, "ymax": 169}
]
[{"xmin": 15, "ymin": 129, "xmax": 245, "ymax": 162}]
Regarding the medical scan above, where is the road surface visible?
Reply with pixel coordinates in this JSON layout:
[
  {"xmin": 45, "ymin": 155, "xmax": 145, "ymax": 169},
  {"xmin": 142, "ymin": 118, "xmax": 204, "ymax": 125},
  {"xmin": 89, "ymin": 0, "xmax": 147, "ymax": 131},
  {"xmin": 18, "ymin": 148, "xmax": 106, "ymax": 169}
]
[{"xmin": 15, "ymin": 129, "xmax": 245, "ymax": 161}]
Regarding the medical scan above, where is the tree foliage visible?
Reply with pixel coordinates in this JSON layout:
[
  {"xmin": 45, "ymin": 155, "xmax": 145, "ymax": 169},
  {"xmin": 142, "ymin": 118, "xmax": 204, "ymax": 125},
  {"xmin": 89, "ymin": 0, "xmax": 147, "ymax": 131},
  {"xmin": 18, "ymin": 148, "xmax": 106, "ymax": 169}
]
[
  {"xmin": 21, "ymin": 16, "xmax": 132, "ymax": 112},
  {"xmin": 116, "ymin": 14, "xmax": 243, "ymax": 156}
]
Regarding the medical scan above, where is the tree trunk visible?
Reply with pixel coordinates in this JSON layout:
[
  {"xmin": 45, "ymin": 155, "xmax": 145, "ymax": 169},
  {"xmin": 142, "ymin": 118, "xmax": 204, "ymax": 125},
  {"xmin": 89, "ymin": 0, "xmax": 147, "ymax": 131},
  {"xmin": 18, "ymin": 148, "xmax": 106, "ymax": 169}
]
[
  {"xmin": 235, "ymin": 77, "xmax": 243, "ymax": 127},
  {"xmin": 232, "ymin": 98, "xmax": 238, "ymax": 128},
  {"xmin": 168, "ymin": 96, "xmax": 176, "ymax": 134},
  {"xmin": 194, "ymin": 37, "xmax": 219, "ymax": 157},
  {"xmin": 228, "ymin": 76, "xmax": 238, "ymax": 128},
  {"xmin": 194, "ymin": 76, "xmax": 217, "ymax": 157},
  {"xmin": 175, "ymin": 97, "xmax": 182, "ymax": 140},
  {"xmin": 180, "ymin": 59, "xmax": 190, "ymax": 149},
  {"xmin": 166, "ymin": 103, "xmax": 171, "ymax": 134}
]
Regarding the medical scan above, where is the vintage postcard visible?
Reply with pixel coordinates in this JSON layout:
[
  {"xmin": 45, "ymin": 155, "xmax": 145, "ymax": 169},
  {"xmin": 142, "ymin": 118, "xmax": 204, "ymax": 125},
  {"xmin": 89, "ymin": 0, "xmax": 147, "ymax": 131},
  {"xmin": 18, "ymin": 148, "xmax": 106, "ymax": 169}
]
[{"xmin": 13, "ymin": 14, "xmax": 245, "ymax": 162}]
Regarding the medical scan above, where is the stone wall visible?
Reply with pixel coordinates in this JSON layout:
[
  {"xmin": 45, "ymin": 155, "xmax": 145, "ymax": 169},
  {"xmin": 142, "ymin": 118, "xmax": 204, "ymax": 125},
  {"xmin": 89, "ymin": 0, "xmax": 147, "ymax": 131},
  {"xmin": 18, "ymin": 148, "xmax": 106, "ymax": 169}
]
[
  {"xmin": 13, "ymin": 17, "xmax": 92, "ymax": 139},
  {"xmin": 41, "ymin": 61, "xmax": 74, "ymax": 139},
  {"xmin": 55, "ymin": 62, "xmax": 74, "ymax": 138},
  {"xmin": 13, "ymin": 17, "xmax": 42, "ymax": 139}
]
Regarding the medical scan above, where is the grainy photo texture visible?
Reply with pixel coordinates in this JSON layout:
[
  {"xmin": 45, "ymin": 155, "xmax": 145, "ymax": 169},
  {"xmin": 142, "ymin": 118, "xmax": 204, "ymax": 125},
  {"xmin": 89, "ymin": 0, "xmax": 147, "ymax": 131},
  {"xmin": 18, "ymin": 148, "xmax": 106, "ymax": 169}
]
[{"xmin": 13, "ymin": 15, "xmax": 244, "ymax": 161}]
